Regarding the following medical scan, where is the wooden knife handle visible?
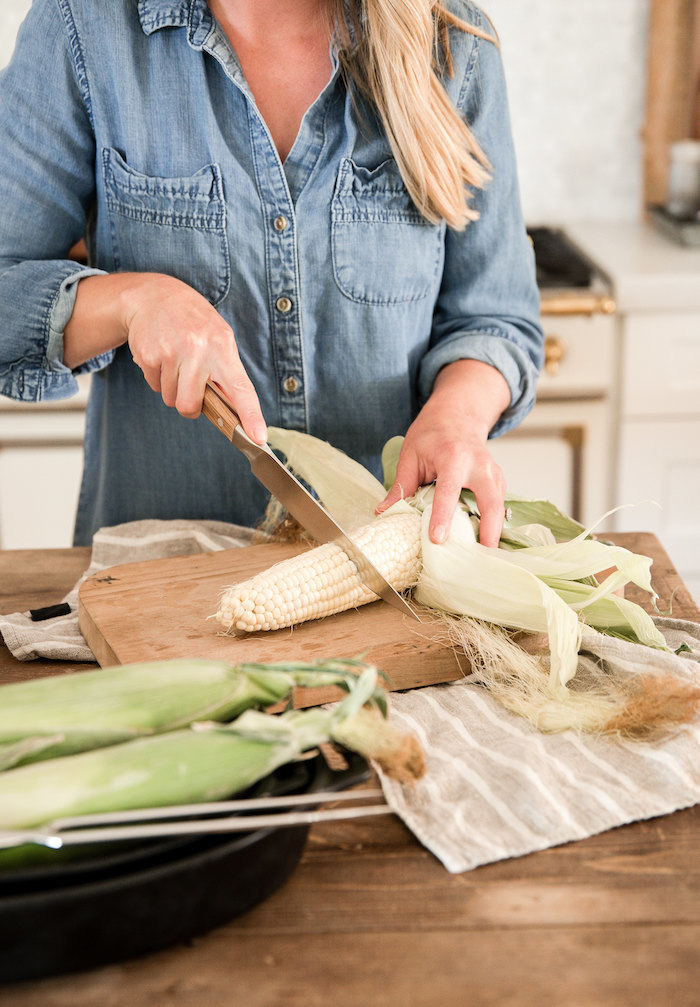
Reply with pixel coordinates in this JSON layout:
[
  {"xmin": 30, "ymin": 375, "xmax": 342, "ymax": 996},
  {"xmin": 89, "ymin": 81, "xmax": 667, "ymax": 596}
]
[{"xmin": 202, "ymin": 382, "xmax": 239, "ymax": 442}]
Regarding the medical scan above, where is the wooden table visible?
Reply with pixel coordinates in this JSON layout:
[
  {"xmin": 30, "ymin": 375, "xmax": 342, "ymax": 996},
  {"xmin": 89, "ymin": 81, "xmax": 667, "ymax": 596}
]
[{"xmin": 0, "ymin": 534, "xmax": 698, "ymax": 1007}]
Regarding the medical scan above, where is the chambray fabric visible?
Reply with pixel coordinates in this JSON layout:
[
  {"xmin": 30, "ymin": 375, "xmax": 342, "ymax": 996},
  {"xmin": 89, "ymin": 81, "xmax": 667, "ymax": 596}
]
[{"xmin": 0, "ymin": 0, "xmax": 543, "ymax": 546}]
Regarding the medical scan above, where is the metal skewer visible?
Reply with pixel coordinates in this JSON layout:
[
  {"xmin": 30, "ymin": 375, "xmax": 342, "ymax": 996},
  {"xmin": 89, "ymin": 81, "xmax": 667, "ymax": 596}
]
[{"xmin": 0, "ymin": 789, "xmax": 391, "ymax": 850}]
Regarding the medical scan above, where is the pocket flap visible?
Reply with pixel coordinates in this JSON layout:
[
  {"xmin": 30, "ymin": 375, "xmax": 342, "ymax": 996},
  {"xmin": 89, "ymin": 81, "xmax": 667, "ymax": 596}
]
[{"xmin": 102, "ymin": 147, "xmax": 225, "ymax": 229}]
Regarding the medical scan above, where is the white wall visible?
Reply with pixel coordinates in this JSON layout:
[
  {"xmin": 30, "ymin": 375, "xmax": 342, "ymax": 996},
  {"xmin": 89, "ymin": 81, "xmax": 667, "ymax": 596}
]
[
  {"xmin": 1, "ymin": 0, "xmax": 651, "ymax": 224},
  {"xmin": 484, "ymin": 0, "xmax": 651, "ymax": 224},
  {"xmin": 0, "ymin": 0, "xmax": 31, "ymax": 69}
]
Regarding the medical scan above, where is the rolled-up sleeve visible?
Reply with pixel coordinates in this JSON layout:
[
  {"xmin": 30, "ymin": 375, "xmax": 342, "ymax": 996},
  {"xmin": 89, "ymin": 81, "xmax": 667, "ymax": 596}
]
[
  {"xmin": 418, "ymin": 12, "xmax": 544, "ymax": 437},
  {"xmin": 0, "ymin": 0, "xmax": 110, "ymax": 403}
]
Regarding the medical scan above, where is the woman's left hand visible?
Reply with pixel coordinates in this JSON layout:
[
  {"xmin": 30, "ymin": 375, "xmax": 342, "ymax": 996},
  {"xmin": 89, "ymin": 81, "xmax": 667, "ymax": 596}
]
[{"xmin": 377, "ymin": 359, "xmax": 511, "ymax": 547}]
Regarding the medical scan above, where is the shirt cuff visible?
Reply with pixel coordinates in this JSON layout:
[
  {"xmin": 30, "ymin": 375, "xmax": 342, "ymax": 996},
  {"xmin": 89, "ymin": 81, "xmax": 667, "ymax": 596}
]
[
  {"xmin": 43, "ymin": 267, "xmax": 114, "ymax": 396},
  {"xmin": 418, "ymin": 330, "xmax": 540, "ymax": 437}
]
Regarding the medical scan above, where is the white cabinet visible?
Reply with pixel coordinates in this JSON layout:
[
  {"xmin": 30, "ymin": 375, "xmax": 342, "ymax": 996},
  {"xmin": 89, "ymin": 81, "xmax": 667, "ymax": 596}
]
[
  {"xmin": 613, "ymin": 311, "xmax": 700, "ymax": 602},
  {"xmin": 619, "ymin": 312, "xmax": 700, "ymax": 416},
  {"xmin": 0, "ymin": 380, "xmax": 89, "ymax": 550},
  {"xmin": 489, "ymin": 312, "xmax": 616, "ymax": 529}
]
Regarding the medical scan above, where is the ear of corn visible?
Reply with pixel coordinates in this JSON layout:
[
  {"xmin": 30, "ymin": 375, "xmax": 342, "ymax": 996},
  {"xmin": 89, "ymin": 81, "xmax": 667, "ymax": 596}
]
[
  {"xmin": 0, "ymin": 724, "xmax": 294, "ymax": 831},
  {"xmin": 216, "ymin": 511, "xmax": 422, "ymax": 633},
  {"xmin": 0, "ymin": 657, "xmax": 389, "ymax": 769},
  {"xmin": 231, "ymin": 428, "xmax": 699, "ymax": 740}
]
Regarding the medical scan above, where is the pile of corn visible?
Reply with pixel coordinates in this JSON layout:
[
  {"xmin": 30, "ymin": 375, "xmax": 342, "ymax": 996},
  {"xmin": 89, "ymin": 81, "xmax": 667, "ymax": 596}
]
[{"xmin": 0, "ymin": 657, "xmax": 424, "ymax": 835}]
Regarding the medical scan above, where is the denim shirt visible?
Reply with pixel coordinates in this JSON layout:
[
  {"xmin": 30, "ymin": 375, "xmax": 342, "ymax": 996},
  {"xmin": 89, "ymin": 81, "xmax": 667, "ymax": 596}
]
[{"xmin": 0, "ymin": 0, "xmax": 543, "ymax": 545}]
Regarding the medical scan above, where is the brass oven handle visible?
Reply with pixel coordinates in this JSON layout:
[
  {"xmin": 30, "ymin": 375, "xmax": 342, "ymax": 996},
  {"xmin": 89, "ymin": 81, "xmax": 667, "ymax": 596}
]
[
  {"xmin": 540, "ymin": 293, "xmax": 616, "ymax": 316},
  {"xmin": 544, "ymin": 335, "xmax": 566, "ymax": 376}
]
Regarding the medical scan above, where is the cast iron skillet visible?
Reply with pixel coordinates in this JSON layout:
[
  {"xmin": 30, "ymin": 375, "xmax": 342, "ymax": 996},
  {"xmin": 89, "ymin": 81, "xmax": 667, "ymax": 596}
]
[{"xmin": 0, "ymin": 748, "xmax": 370, "ymax": 984}]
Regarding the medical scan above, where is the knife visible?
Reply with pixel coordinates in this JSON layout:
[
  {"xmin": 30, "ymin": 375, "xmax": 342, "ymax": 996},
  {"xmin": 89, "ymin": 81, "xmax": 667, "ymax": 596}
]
[{"xmin": 202, "ymin": 382, "xmax": 418, "ymax": 620}]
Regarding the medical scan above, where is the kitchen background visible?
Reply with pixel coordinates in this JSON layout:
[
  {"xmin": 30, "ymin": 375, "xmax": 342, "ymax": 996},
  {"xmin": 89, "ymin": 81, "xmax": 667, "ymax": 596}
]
[{"xmin": 1, "ymin": 0, "xmax": 699, "ymax": 603}]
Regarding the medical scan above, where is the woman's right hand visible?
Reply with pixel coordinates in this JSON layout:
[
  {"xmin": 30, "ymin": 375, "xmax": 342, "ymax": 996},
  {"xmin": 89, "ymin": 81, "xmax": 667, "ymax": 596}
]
[{"xmin": 63, "ymin": 272, "xmax": 267, "ymax": 443}]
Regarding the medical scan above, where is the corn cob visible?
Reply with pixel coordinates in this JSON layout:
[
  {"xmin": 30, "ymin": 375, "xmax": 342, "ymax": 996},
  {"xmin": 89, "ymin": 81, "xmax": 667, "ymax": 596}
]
[
  {"xmin": 0, "ymin": 657, "xmax": 386, "ymax": 770},
  {"xmin": 215, "ymin": 511, "xmax": 422, "ymax": 633}
]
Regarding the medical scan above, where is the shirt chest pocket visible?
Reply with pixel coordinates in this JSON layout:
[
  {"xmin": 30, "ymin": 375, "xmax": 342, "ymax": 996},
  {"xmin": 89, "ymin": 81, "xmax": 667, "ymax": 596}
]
[
  {"xmin": 331, "ymin": 157, "xmax": 443, "ymax": 306},
  {"xmin": 101, "ymin": 147, "xmax": 230, "ymax": 306}
]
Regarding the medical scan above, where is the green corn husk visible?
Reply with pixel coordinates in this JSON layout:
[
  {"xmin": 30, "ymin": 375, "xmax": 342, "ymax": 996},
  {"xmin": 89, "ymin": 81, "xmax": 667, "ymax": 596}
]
[
  {"xmin": 0, "ymin": 669, "xmax": 423, "ymax": 832},
  {"xmin": 0, "ymin": 657, "xmax": 386, "ymax": 770},
  {"xmin": 542, "ymin": 578, "xmax": 667, "ymax": 648},
  {"xmin": 268, "ymin": 426, "xmax": 385, "ymax": 531}
]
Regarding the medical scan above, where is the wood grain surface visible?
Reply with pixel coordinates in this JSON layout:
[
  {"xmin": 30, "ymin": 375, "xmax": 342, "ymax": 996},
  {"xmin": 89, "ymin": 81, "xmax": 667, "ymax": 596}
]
[{"xmin": 0, "ymin": 533, "xmax": 698, "ymax": 1007}]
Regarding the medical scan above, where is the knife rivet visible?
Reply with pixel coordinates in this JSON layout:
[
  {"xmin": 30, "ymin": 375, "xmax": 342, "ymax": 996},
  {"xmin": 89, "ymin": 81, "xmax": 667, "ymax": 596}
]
[
  {"xmin": 217, "ymin": 418, "xmax": 224, "ymax": 428},
  {"xmin": 275, "ymin": 295, "xmax": 293, "ymax": 314}
]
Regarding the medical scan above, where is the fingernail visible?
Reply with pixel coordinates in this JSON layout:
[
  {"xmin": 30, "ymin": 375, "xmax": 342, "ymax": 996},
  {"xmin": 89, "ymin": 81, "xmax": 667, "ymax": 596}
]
[{"xmin": 432, "ymin": 525, "xmax": 446, "ymax": 544}]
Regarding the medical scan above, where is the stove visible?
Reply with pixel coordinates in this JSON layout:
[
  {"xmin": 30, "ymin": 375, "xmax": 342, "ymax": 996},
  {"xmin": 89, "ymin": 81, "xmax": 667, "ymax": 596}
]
[{"xmin": 526, "ymin": 226, "xmax": 615, "ymax": 317}]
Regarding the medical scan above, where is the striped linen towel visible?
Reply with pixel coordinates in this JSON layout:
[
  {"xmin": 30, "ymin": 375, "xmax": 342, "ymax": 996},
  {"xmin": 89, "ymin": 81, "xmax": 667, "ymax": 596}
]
[{"xmin": 377, "ymin": 618, "xmax": 700, "ymax": 872}]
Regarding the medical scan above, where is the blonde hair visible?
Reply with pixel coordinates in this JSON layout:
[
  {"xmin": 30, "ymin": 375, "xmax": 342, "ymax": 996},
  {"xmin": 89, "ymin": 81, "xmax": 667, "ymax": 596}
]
[{"xmin": 331, "ymin": 1, "xmax": 496, "ymax": 230}]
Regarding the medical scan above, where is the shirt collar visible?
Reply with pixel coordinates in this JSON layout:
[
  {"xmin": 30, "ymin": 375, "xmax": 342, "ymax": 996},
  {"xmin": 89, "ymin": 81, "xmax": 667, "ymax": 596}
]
[{"xmin": 137, "ymin": 0, "xmax": 213, "ymax": 46}]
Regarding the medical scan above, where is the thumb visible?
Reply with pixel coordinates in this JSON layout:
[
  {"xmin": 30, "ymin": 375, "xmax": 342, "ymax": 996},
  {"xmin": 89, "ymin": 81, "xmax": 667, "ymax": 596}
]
[
  {"xmin": 376, "ymin": 454, "xmax": 420, "ymax": 514},
  {"xmin": 376, "ymin": 479, "xmax": 406, "ymax": 514}
]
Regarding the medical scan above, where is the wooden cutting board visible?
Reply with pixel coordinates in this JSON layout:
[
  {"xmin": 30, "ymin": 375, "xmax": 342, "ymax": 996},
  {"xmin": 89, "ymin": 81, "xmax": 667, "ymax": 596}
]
[{"xmin": 77, "ymin": 543, "xmax": 468, "ymax": 707}]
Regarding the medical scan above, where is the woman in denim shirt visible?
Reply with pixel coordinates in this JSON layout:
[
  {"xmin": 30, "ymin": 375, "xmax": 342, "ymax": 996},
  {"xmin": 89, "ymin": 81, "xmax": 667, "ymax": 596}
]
[{"xmin": 0, "ymin": 0, "xmax": 543, "ymax": 547}]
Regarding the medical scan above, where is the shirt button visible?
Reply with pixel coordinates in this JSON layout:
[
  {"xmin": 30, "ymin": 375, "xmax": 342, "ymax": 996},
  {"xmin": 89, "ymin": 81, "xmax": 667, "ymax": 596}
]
[
  {"xmin": 273, "ymin": 215, "xmax": 288, "ymax": 232},
  {"xmin": 275, "ymin": 295, "xmax": 293, "ymax": 314},
  {"xmin": 283, "ymin": 376, "xmax": 299, "ymax": 394}
]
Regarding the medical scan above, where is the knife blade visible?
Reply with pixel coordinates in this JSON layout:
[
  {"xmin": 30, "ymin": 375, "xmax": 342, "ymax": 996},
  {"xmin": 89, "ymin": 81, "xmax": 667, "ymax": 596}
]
[{"xmin": 202, "ymin": 382, "xmax": 418, "ymax": 620}]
